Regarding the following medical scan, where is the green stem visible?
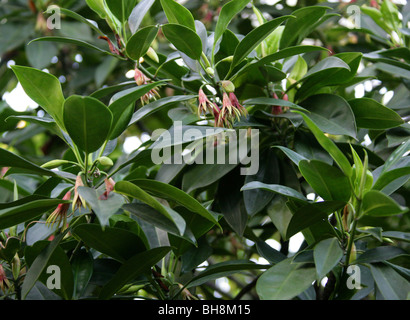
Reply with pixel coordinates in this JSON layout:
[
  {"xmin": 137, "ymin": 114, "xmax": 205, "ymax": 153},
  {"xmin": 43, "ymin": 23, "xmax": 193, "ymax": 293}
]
[{"xmin": 84, "ymin": 152, "xmax": 89, "ymax": 186}]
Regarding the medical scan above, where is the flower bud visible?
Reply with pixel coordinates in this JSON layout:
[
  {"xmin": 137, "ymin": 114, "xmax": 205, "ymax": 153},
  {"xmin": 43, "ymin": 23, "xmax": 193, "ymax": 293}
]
[
  {"xmin": 146, "ymin": 47, "xmax": 159, "ymax": 63},
  {"xmin": 220, "ymin": 80, "xmax": 235, "ymax": 93},
  {"xmin": 12, "ymin": 254, "xmax": 20, "ymax": 280},
  {"xmin": 205, "ymin": 67, "xmax": 215, "ymax": 76},
  {"xmin": 41, "ymin": 159, "xmax": 70, "ymax": 169},
  {"xmin": 98, "ymin": 156, "xmax": 114, "ymax": 167}
]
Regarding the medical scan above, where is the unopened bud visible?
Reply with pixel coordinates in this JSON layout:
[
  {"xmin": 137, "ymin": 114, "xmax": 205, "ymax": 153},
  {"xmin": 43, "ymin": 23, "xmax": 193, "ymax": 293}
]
[
  {"xmin": 205, "ymin": 67, "xmax": 214, "ymax": 76},
  {"xmin": 98, "ymin": 156, "xmax": 113, "ymax": 167},
  {"xmin": 220, "ymin": 80, "xmax": 235, "ymax": 93},
  {"xmin": 12, "ymin": 254, "xmax": 20, "ymax": 280},
  {"xmin": 41, "ymin": 159, "xmax": 70, "ymax": 169},
  {"xmin": 146, "ymin": 47, "xmax": 159, "ymax": 63}
]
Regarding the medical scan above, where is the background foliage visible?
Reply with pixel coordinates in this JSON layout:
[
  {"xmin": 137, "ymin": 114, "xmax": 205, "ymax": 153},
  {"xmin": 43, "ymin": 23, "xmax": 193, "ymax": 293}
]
[{"xmin": 0, "ymin": 0, "xmax": 409, "ymax": 300}]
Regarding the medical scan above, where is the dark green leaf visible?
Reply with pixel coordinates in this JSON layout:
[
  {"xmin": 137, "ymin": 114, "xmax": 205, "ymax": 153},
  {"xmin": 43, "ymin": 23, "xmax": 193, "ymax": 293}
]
[
  {"xmin": 63, "ymin": 95, "xmax": 113, "ymax": 153},
  {"xmin": 99, "ymin": 246, "xmax": 171, "ymax": 299},
  {"xmin": 349, "ymin": 98, "xmax": 404, "ymax": 129},
  {"xmin": 354, "ymin": 246, "xmax": 409, "ymax": 264},
  {"xmin": 128, "ymin": 179, "xmax": 219, "ymax": 225},
  {"xmin": 161, "ymin": 24, "xmax": 202, "ymax": 60},
  {"xmin": 314, "ymin": 238, "xmax": 343, "ymax": 280},
  {"xmin": 370, "ymin": 263, "xmax": 410, "ymax": 300},
  {"xmin": 0, "ymin": 196, "xmax": 70, "ymax": 230},
  {"xmin": 362, "ymin": 190, "xmax": 407, "ymax": 217},
  {"xmin": 256, "ymin": 258, "xmax": 316, "ymax": 300},
  {"xmin": 128, "ymin": 0, "xmax": 156, "ymax": 34},
  {"xmin": 299, "ymin": 160, "xmax": 351, "ymax": 202},
  {"xmin": 160, "ymin": 0, "xmax": 195, "ymax": 30},
  {"xmin": 300, "ymin": 94, "xmax": 357, "ymax": 138},
  {"xmin": 11, "ymin": 65, "xmax": 66, "ymax": 130},
  {"xmin": 21, "ymin": 231, "xmax": 67, "ymax": 299},
  {"xmin": 105, "ymin": 0, "xmax": 138, "ymax": 23},
  {"xmin": 126, "ymin": 26, "xmax": 158, "ymax": 61},
  {"xmin": 280, "ymin": 6, "xmax": 330, "ymax": 49},
  {"xmin": 286, "ymin": 201, "xmax": 346, "ymax": 239},
  {"xmin": 229, "ymin": 16, "xmax": 292, "ymax": 72},
  {"xmin": 213, "ymin": 0, "xmax": 250, "ymax": 52},
  {"xmin": 77, "ymin": 186, "xmax": 125, "ymax": 228},
  {"xmin": 72, "ymin": 224, "xmax": 147, "ymax": 263}
]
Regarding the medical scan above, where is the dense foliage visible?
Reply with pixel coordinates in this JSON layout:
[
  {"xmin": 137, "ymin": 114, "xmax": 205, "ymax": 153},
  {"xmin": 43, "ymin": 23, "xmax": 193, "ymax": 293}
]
[{"xmin": 0, "ymin": 0, "xmax": 409, "ymax": 300}]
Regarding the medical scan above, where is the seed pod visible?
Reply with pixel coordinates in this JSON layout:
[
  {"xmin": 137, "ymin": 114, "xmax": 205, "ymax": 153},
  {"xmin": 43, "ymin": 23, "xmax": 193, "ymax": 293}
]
[{"xmin": 41, "ymin": 159, "xmax": 70, "ymax": 169}]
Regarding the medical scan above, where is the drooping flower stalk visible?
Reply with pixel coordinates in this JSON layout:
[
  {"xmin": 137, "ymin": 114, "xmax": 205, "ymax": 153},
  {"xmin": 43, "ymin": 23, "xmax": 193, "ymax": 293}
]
[
  {"xmin": 46, "ymin": 191, "xmax": 72, "ymax": 231},
  {"xmin": 134, "ymin": 67, "xmax": 161, "ymax": 105}
]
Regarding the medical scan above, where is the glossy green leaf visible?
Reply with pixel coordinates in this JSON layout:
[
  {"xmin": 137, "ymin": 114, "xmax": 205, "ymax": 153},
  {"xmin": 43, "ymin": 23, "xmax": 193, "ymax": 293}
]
[
  {"xmin": 349, "ymin": 98, "xmax": 404, "ymax": 129},
  {"xmin": 24, "ymin": 240, "xmax": 74, "ymax": 300},
  {"xmin": 242, "ymin": 149, "xmax": 280, "ymax": 215},
  {"xmin": 362, "ymin": 190, "xmax": 407, "ymax": 217},
  {"xmin": 370, "ymin": 263, "xmax": 410, "ymax": 300},
  {"xmin": 314, "ymin": 238, "xmax": 343, "ymax": 280},
  {"xmin": 72, "ymin": 224, "xmax": 147, "ymax": 263},
  {"xmin": 128, "ymin": 179, "xmax": 219, "ymax": 225},
  {"xmin": 299, "ymin": 160, "xmax": 351, "ymax": 202},
  {"xmin": 256, "ymin": 258, "xmax": 316, "ymax": 300},
  {"xmin": 160, "ymin": 0, "xmax": 195, "ymax": 30},
  {"xmin": 300, "ymin": 94, "xmax": 357, "ymax": 138},
  {"xmin": 186, "ymin": 260, "xmax": 267, "ymax": 288},
  {"xmin": 274, "ymin": 146, "xmax": 308, "ymax": 166},
  {"xmin": 21, "ymin": 231, "xmax": 67, "ymax": 299},
  {"xmin": 126, "ymin": 25, "xmax": 158, "ymax": 61},
  {"xmin": 280, "ymin": 6, "xmax": 330, "ymax": 49},
  {"xmin": 213, "ymin": 0, "xmax": 250, "ymax": 52},
  {"xmin": 296, "ymin": 52, "xmax": 362, "ymax": 101},
  {"xmin": 77, "ymin": 186, "xmax": 125, "ymax": 228},
  {"xmin": 229, "ymin": 16, "xmax": 292, "ymax": 73},
  {"xmin": 105, "ymin": 0, "xmax": 137, "ymax": 23},
  {"xmin": 286, "ymin": 201, "xmax": 346, "ymax": 239},
  {"xmin": 63, "ymin": 95, "xmax": 112, "ymax": 153},
  {"xmin": 11, "ymin": 65, "xmax": 66, "ymax": 130},
  {"xmin": 54, "ymin": 7, "xmax": 105, "ymax": 36},
  {"xmin": 108, "ymin": 82, "xmax": 165, "ymax": 139},
  {"xmin": 99, "ymin": 246, "xmax": 171, "ymax": 299},
  {"xmin": 161, "ymin": 24, "xmax": 202, "ymax": 60},
  {"xmin": 0, "ymin": 196, "xmax": 70, "ymax": 230},
  {"xmin": 354, "ymin": 246, "xmax": 409, "ymax": 264},
  {"xmin": 86, "ymin": 0, "xmax": 107, "ymax": 19},
  {"xmin": 71, "ymin": 249, "xmax": 94, "ymax": 299},
  {"xmin": 241, "ymin": 181, "xmax": 307, "ymax": 202},
  {"xmin": 114, "ymin": 181, "xmax": 186, "ymax": 235},
  {"xmin": 295, "ymin": 111, "xmax": 352, "ymax": 177},
  {"xmin": 0, "ymin": 148, "xmax": 58, "ymax": 177},
  {"xmin": 122, "ymin": 203, "xmax": 196, "ymax": 245},
  {"xmin": 128, "ymin": 0, "xmax": 156, "ymax": 33}
]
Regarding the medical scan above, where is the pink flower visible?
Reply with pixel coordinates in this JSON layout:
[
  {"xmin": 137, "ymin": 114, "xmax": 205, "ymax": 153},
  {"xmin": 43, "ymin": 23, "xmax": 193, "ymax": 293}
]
[
  {"xmin": 134, "ymin": 67, "xmax": 161, "ymax": 105},
  {"xmin": 99, "ymin": 178, "xmax": 116, "ymax": 200},
  {"xmin": 219, "ymin": 92, "xmax": 246, "ymax": 128},
  {"xmin": 0, "ymin": 264, "xmax": 10, "ymax": 293},
  {"xmin": 72, "ymin": 175, "xmax": 86, "ymax": 212},
  {"xmin": 198, "ymin": 89, "xmax": 219, "ymax": 117},
  {"xmin": 271, "ymin": 92, "xmax": 283, "ymax": 115},
  {"xmin": 46, "ymin": 191, "xmax": 72, "ymax": 230}
]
